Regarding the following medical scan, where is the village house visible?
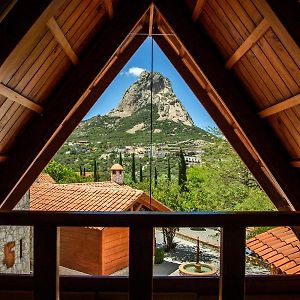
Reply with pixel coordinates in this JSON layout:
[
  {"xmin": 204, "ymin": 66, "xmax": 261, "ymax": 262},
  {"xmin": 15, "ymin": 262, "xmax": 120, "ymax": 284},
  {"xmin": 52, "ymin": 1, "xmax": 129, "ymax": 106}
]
[{"xmin": 30, "ymin": 166, "xmax": 170, "ymax": 276}]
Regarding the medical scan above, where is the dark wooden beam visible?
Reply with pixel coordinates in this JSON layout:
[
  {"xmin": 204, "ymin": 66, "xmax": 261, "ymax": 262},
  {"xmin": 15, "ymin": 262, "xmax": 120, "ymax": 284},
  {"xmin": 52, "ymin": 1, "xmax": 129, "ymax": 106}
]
[
  {"xmin": 265, "ymin": 0, "xmax": 300, "ymax": 47},
  {"xmin": 0, "ymin": 0, "xmax": 150, "ymax": 209},
  {"xmin": 220, "ymin": 226, "xmax": 246, "ymax": 300},
  {"xmin": 0, "ymin": 274, "xmax": 300, "ymax": 295},
  {"xmin": 129, "ymin": 225, "xmax": 153, "ymax": 300},
  {"xmin": 0, "ymin": 0, "xmax": 52, "ymax": 66},
  {"xmin": 154, "ymin": 0, "xmax": 300, "ymax": 210},
  {"xmin": 153, "ymin": 35, "xmax": 291, "ymax": 212},
  {"xmin": 34, "ymin": 226, "xmax": 59, "ymax": 300}
]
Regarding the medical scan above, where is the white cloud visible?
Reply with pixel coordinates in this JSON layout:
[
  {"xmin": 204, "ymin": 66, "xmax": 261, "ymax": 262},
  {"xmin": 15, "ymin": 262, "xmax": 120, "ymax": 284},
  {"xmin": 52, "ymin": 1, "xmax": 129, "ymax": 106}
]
[{"xmin": 123, "ymin": 67, "xmax": 146, "ymax": 77}]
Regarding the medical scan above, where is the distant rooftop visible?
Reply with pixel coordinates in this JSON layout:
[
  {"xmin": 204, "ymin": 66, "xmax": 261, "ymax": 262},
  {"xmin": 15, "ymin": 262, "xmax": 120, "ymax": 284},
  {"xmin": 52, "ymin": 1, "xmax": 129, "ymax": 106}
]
[
  {"xmin": 247, "ymin": 227, "xmax": 300, "ymax": 275},
  {"xmin": 30, "ymin": 174, "xmax": 170, "ymax": 213}
]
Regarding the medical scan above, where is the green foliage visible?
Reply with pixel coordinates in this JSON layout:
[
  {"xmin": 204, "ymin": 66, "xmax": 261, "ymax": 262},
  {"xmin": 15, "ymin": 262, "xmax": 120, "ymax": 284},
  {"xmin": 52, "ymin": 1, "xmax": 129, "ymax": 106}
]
[
  {"xmin": 246, "ymin": 227, "xmax": 274, "ymax": 239},
  {"xmin": 139, "ymin": 163, "xmax": 143, "ymax": 182},
  {"xmin": 154, "ymin": 248, "xmax": 165, "ymax": 264},
  {"xmin": 93, "ymin": 160, "xmax": 99, "ymax": 182},
  {"xmin": 167, "ymin": 157, "xmax": 171, "ymax": 181},
  {"xmin": 154, "ymin": 166, "xmax": 158, "ymax": 187},
  {"xmin": 131, "ymin": 153, "xmax": 136, "ymax": 183},
  {"xmin": 53, "ymin": 105, "xmax": 215, "ymax": 172},
  {"xmin": 44, "ymin": 161, "xmax": 85, "ymax": 183},
  {"xmin": 127, "ymin": 139, "xmax": 275, "ymax": 213},
  {"xmin": 178, "ymin": 149, "xmax": 187, "ymax": 192}
]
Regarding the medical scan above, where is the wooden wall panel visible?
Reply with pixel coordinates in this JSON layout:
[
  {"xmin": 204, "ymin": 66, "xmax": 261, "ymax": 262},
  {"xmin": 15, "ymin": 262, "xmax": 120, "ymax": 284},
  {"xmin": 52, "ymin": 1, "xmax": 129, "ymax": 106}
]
[
  {"xmin": 0, "ymin": 0, "xmax": 107, "ymax": 156},
  {"xmin": 199, "ymin": 0, "xmax": 300, "ymax": 161},
  {"xmin": 102, "ymin": 227, "xmax": 129, "ymax": 275},
  {"xmin": 60, "ymin": 227, "xmax": 100, "ymax": 275}
]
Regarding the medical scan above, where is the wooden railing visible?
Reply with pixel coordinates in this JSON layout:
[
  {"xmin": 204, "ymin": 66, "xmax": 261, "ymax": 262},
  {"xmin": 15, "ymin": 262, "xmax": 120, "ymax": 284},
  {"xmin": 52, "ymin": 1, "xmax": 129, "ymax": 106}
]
[{"xmin": 0, "ymin": 211, "xmax": 300, "ymax": 300}]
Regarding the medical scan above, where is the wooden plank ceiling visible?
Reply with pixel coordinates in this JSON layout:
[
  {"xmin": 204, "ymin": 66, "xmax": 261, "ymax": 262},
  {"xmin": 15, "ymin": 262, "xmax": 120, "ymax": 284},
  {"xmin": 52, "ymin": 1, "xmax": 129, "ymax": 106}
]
[{"xmin": 0, "ymin": 0, "xmax": 299, "ymax": 211}]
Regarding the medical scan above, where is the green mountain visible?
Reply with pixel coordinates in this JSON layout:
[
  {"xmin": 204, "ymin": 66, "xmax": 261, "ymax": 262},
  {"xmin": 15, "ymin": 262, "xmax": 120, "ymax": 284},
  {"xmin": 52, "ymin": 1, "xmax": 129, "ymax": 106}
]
[{"xmin": 54, "ymin": 71, "xmax": 215, "ymax": 172}]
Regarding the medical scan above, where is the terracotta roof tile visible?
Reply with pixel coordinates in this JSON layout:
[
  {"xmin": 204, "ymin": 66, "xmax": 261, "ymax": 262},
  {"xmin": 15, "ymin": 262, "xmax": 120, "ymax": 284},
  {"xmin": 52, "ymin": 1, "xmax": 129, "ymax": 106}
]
[
  {"xmin": 267, "ymin": 253, "xmax": 283, "ymax": 264},
  {"xmin": 273, "ymin": 257, "xmax": 289, "ymax": 268},
  {"xmin": 30, "ymin": 181, "xmax": 171, "ymax": 214},
  {"xmin": 35, "ymin": 173, "xmax": 56, "ymax": 184},
  {"xmin": 282, "ymin": 262, "xmax": 297, "ymax": 273},
  {"xmin": 247, "ymin": 226, "xmax": 300, "ymax": 275},
  {"xmin": 262, "ymin": 250, "xmax": 277, "ymax": 260},
  {"xmin": 257, "ymin": 248, "xmax": 273, "ymax": 257}
]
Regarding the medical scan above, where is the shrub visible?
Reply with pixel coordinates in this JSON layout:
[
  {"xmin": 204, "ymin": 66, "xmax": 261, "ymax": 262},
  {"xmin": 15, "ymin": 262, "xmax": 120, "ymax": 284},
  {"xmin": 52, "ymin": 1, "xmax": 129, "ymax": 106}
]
[{"xmin": 154, "ymin": 248, "xmax": 165, "ymax": 264}]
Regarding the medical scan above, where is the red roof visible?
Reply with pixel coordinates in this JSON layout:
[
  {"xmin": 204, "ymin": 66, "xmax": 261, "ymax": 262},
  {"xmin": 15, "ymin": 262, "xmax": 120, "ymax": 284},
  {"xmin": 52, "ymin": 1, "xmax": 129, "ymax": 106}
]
[
  {"xmin": 30, "ymin": 181, "xmax": 170, "ymax": 213},
  {"xmin": 35, "ymin": 173, "xmax": 55, "ymax": 184},
  {"xmin": 247, "ymin": 227, "xmax": 300, "ymax": 274}
]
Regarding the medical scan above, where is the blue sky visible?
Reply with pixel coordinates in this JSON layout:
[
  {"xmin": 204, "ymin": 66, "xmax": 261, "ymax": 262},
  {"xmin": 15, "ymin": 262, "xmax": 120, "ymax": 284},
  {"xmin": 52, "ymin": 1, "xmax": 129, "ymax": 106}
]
[{"xmin": 85, "ymin": 38, "xmax": 216, "ymax": 130}]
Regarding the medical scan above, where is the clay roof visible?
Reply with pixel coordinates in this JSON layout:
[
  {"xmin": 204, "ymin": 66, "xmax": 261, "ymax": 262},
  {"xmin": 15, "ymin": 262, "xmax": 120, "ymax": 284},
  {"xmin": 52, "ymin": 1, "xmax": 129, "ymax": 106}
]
[
  {"xmin": 111, "ymin": 164, "xmax": 124, "ymax": 171},
  {"xmin": 35, "ymin": 173, "xmax": 56, "ymax": 184},
  {"xmin": 30, "ymin": 181, "xmax": 170, "ymax": 212},
  {"xmin": 247, "ymin": 227, "xmax": 300, "ymax": 274}
]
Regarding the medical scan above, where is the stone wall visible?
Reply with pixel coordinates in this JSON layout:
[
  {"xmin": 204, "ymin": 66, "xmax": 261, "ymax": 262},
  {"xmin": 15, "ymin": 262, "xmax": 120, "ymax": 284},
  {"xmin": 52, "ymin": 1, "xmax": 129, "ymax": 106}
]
[{"xmin": 0, "ymin": 193, "xmax": 31, "ymax": 274}]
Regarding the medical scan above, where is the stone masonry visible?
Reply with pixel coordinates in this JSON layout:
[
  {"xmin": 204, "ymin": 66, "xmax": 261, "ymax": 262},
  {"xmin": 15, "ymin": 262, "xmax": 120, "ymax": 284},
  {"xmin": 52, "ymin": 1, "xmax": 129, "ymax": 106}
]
[{"xmin": 0, "ymin": 193, "xmax": 31, "ymax": 274}]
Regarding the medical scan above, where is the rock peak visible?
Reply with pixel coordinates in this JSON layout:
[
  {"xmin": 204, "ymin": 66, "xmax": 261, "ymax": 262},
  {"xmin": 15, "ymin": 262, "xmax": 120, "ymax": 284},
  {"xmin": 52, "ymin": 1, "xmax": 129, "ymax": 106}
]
[{"xmin": 108, "ymin": 71, "xmax": 194, "ymax": 126}]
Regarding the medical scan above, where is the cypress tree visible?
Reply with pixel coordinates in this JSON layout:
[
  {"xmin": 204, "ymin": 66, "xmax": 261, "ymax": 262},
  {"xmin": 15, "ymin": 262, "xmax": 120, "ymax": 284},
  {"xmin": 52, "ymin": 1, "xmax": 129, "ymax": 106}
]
[
  {"xmin": 178, "ymin": 149, "xmax": 187, "ymax": 190},
  {"xmin": 167, "ymin": 157, "xmax": 171, "ymax": 181},
  {"xmin": 131, "ymin": 153, "xmax": 136, "ymax": 182},
  {"xmin": 80, "ymin": 165, "xmax": 83, "ymax": 177},
  {"xmin": 119, "ymin": 152, "xmax": 123, "ymax": 166},
  {"xmin": 154, "ymin": 165, "xmax": 158, "ymax": 187},
  {"xmin": 93, "ymin": 160, "xmax": 98, "ymax": 182},
  {"xmin": 83, "ymin": 167, "xmax": 86, "ymax": 177},
  {"xmin": 139, "ymin": 163, "xmax": 143, "ymax": 182}
]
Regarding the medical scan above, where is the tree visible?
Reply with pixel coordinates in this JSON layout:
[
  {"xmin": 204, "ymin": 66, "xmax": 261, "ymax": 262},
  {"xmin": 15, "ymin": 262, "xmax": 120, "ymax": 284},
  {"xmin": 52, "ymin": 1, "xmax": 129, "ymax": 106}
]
[
  {"xmin": 131, "ymin": 153, "xmax": 136, "ymax": 182},
  {"xmin": 167, "ymin": 157, "xmax": 171, "ymax": 181},
  {"xmin": 162, "ymin": 227, "xmax": 179, "ymax": 252},
  {"xmin": 139, "ymin": 163, "xmax": 143, "ymax": 182},
  {"xmin": 45, "ymin": 160, "xmax": 82, "ymax": 183},
  {"xmin": 178, "ymin": 149, "xmax": 187, "ymax": 191},
  {"xmin": 83, "ymin": 167, "xmax": 86, "ymax": 177},
  {"xmin": 93, "ymin": 160, "xmax": 98, "ymax": 182},
  {"xmin": 119, "ymin": 152, "xmax": 123, "ymax": 166},
  {"xmin": 79, "ymin": 165, "xmax": 83, "ymax": 176},
  {"xmin": 154, "ymin": 166, "xmax": 158, "ymax": 187}
]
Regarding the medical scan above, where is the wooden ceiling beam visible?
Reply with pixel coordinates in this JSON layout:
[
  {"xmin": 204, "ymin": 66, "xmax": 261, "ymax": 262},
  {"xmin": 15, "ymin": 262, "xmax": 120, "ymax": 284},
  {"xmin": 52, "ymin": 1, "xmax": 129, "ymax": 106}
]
[
  {"xmin": 192, "ymin": 0, "xmax": 206, "ymax": 22},
  {"xmin": 0, "ymin": 0, "xmax": 52, "ymax": 66},
  {"xmin": 0, "ymin": 83, "xmax": 43, "ymax": 113},
  {"xmin": 154, "ymin": 0, "xmax": 300, "ymax": 209},
  {"xmin": 47, "ymin": 17, "xmax": 79, "ymax": 65},
  {"xmin": 148, "ymin": 4, "xmax": 155, "ymax": 36},
  {"xmin": 104, "ymin": 0, "xmax": 114, "ymax": 19},
  {"xmin": 259, "ymin": 94, "xmax": 300, "ymax": 118},
  {"xmin": 0, "ymin": 0, "xmax": 150, "ymax": 209},
  {"xmin": 225, "ymin": 19, "xmax": 270, "ymax": 69},
  {"xmin": 0, "ymin": 0, "xmax": 17, "ymax": 23}
]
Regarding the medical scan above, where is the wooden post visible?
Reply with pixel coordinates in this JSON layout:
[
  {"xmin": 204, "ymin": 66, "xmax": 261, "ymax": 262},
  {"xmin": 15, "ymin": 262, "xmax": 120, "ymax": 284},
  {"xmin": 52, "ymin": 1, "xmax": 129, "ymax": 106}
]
[
  {"xmin": 219, "ymin": 226, "xmax": 245, "ymax": 300},
  {"xmin": 34, "ymin": 226, "xmax": 59, "ymax": 300},
  {"xmin": 129, "ymin": 225, "xmax": 153, "ymax": 300}
]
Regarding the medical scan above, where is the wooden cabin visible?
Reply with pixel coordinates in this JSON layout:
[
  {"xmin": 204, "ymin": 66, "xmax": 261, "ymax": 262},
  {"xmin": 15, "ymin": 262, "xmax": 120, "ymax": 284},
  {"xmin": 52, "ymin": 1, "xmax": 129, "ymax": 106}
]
[
  {"xmin": 30, "ymin": 178, "xmax": 170, "ymax": 275},
  {"xmin": 0, "ymin": 0, "xmax": 299, "ymax": 299}
]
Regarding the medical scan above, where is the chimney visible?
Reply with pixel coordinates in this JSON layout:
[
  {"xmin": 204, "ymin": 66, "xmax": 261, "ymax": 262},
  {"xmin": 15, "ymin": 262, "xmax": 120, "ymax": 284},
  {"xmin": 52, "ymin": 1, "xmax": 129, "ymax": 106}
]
[{"xmin": 110, "ymin": 164, "xmax": 124, "ymax": 185}]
